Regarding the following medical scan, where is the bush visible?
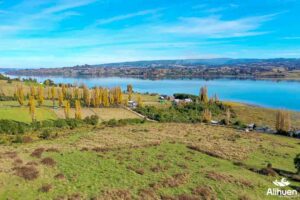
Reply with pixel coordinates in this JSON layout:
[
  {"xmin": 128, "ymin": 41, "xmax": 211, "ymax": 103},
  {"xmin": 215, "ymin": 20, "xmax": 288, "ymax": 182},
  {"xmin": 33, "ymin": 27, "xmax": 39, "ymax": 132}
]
[
  {"xmin": 39, "ymin": 129, "xmax": 51, "ymax": 139},
  {"xmin": 104, "ymin": 118, "xmax": 145, "ymax": 127},
  {"xmin": 84, "ymin": 115, "xmax": 99, "ymax": 125},
  {"xmin": 0, "ymin": 120, "xmax": 28, "ymax": 134},
  {"xmin": 53, "ymin": 119, "xmax": 68, "ymax": 128}
]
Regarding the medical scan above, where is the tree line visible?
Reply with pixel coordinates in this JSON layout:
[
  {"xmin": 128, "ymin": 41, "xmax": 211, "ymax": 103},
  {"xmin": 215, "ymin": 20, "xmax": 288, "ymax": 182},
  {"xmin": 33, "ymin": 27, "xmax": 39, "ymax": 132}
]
[{"xmin": 14, "ymin": 83, "xmax": 142, "ymax": 122}]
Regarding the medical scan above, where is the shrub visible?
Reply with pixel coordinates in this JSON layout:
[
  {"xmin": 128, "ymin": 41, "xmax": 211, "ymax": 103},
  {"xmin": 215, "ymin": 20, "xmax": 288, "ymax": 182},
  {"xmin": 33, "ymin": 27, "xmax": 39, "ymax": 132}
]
[
  {"xmin": 0, "ymin": 120, "xmax": 28, "ymax": 134},
  {"xmin": 39, "ymin": 129, "xmax": 51, "ymax": 139},
  {"xmin": 54, "ymin": 119, "xmax": 68, "ymax": 128},
  {"xmin": 84, "ymin": 115, "xmax": 99, "ymax": 125}
]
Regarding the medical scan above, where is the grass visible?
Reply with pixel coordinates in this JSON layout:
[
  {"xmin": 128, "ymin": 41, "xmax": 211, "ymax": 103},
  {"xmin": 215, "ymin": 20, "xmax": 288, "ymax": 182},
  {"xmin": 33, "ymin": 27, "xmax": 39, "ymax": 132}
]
[
  {"xmin": 0, "ymin": 123, "xmax": 299, "ymax": 199},
  {"xmin": 0, "ymin": 106, "xmax": 57, "ymax": 123},
  {"xmin": 226, "ymin": 101, "xmax": 300, "ymax": 129}
]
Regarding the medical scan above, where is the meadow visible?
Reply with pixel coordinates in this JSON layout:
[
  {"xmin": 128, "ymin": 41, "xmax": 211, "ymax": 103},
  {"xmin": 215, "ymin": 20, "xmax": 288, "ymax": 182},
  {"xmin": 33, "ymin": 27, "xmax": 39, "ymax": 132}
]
[
  {"xmin": 0, "ymin": 76, "xmax": 300, "ymax": 199},
  {"xmin": 0, "ymin": 123, "xmax": 299, "ymax": 199}
]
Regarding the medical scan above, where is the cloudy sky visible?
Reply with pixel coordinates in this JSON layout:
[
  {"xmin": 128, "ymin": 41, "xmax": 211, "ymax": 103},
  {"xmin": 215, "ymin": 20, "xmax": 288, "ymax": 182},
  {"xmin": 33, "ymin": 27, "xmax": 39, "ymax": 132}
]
[{"xmin": 0, "ymin": 0, "xmax": 300, "ymax": 68}]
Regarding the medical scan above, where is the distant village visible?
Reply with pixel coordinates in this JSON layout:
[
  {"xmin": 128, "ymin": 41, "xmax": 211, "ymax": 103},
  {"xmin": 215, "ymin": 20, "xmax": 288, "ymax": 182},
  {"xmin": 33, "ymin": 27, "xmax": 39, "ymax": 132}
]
[{"xmin": 6, "ymin": 58, "xmax": 300, "ymax": 79}]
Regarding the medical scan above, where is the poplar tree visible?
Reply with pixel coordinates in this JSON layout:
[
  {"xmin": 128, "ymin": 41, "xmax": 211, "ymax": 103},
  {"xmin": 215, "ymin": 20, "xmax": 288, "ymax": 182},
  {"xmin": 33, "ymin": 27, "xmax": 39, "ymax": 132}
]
[
  {"xmin": 275, "ymin": 110, "xmax": 291, "ymax": 133},
  {"xmin": 127, "ymin": 84, "xmax": 133, "ymax": 101},
  {"xmin": 58, "ymin": 90, "xmax": 64, "ymax": 107},
  {"xmin": 64, "ymin": 100, "xmax": 70, "ymax": 119},
  {"xmin": 51, "ymin": 86, "xmax": 56, "ymax": 107},
  {"xmin": 83, "ymin": 85, "xmax": 90, "ymax": 107},
  {"xmin": 225, "ymin": 108, "xmax": 231, "ymax": 125},
  {"xmin": 202, "ymin": 109, "xmax": 212, "ymax": 123},
  {"xmin": 37, "ymin": 85, "xmax": 44, "ymax": 106},
  {"xmin": 137, "ymin": 95, "xmax": 143, "ymax": 107},
  {"xmin": 28, "ymin": 96, "xmax": 36, "ymax": 122},
  {"xmin": 102, "ymin": 89, "xmax": 110, "ymax": 107},
  {"xmin": 30, "ymin": 85, "xmax": 36, "ymax": 98},
  {"xmin": 199, "ymin": 86, "xmax": 208, "ymax": 103},
  {"xmin": 75, "ymin": 100, "xmax": 82, "ymax": 120},
  {"xmin": 16, "ymin": 85, "xmax": 24, "ymax": 106}
]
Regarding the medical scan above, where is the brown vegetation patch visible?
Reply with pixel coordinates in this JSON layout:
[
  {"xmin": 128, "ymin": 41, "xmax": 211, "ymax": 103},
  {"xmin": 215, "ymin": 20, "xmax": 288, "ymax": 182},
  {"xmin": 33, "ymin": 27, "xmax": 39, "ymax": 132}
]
[
  {"xmin": 4, "ymin": 151, "xmax": 17, "ymax": 159},
  {"xmin": 68, "ymin": 193, "xmax": 82, "ymax": 200},
  {"xmin": 192, "ymin": 186, "xmax": 217, "ymax": 200},
  {"xmin": 127, "ymin": 165, "xmax": 145, "ymax": 175},
  {"xmin": 26, "ymin": 161, "xmax": 38, "ymax": 166},
  {"xmin": 39, "ymin": 184, "xmax": 52, "ymax": 193},
  {"xmin": 41, "ymin": 157, "xmax": 56, "ymax": 167},
  {"xmin": 138, "ymin": 188, "xmax": 158, "ymax": 200},
  {"xmin": 30, "ymin": 148, "xmax": 45, "ymax": 158},
  {"xmin": 13, "ymin": 158, "xmax": 23, "ymax": 166},
  {"xmin": 54, "ymin": 173, "xmax": 65, "ymax": 180},
  {"xmin": 22, "ymin": 136, "xmax": 33, "ymax": 143},
  {"xmin": 101, "ymin": 189, "xmax": 132, "ymax": 200},
  {"xmin": 162, "ymin": 173, "xmax": 189, "ymax": 188},
  {"xmin": 149, "ymin": 182, "xmax": 161, "ymax": 190},
  {"xmin": 46, "ymin": 148, "xmax": 60, "ymax": 152},
  {"xmin": 238, "ymin": 195, "xmax": 252, "ymax": 200},
  {"xmin": 150, "ymin": 164, "xmax": 168, "ymax": 173},
  {"xmin": 205, "ymin": 171, "xmax": 253, "ymax": 188},
  {"xmin": 14, "ymin": 166, "xmax": 39, "ymax": 180},
  {"xmin": 80, "ymin": 147, "xmax": 89, "ymax": 151}
]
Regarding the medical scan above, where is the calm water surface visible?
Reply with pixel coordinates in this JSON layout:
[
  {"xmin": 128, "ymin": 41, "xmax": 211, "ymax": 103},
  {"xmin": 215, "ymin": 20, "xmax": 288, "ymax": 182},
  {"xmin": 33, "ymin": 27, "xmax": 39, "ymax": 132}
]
[{"xmin": 6, "ymin": 75, "xmax": 300, "ymax": 111}]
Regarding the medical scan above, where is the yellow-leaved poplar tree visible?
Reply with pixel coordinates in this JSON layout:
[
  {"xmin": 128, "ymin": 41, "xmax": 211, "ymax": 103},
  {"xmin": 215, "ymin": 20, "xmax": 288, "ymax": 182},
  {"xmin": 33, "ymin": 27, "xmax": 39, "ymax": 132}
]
[
  {"xmin": 64, "ymin": 100, "xmax": 70, "ymax": 119},
  {"xmin": 16, "ymin": 85, "xmax": 24, "ymax": 106},
  {"xmin": 28, "ymin": 96, "xmax": 36, "ymax": 122},
  {"xmin": 75, "ymin": 100, "xmax": 82, "ymax": 120},
  {"xmin": 37, "ymin": 85, "xmax": 44, "ymax": 106}
]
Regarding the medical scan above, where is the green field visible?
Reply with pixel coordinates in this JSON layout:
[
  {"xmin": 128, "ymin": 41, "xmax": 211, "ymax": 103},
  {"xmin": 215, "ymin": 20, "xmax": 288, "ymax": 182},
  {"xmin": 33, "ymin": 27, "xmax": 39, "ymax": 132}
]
[{"xmin": 0, "ymin": 123, "xmax": 299, "ymax": 199}]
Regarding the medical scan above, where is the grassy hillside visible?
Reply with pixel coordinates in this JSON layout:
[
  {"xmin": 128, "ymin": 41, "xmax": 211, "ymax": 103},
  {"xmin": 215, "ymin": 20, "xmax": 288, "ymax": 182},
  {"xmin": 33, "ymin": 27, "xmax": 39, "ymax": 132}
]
[{"xmin": 0, "ymin": 123, "xmax": 299, "ymax": 199}]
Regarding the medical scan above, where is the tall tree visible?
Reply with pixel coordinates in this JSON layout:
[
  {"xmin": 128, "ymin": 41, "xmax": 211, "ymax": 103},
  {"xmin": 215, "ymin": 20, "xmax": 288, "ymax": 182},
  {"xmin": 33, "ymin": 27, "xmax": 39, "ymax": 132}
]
[
  {"xmin": 75, "ymin": 100, "xmax": 82, "ymax": 120},
  {"xmin": 28, "ymin": 96, "xmax": 36, "ymax": 122},
  {"xmin": 102, "ymin": 89, "xmax": 110, "ymax": 107},
  {"xmin": 199, "ymin": 86, "xmax": 208, "ymax": 103},
  {"xmin": 58, "ymin": 89, "xmax": 64, "ymax": 107},
  {"xmin": 127, "ymin": 84, "xmax": 133, "ymax": 101},
  {"xmin": 16, "ymin": 85, "xmax": 24, "ymax": 106},
  {"xmin": 83, "ymin": 85, "xmax": 90, "ymax": 107},
  {"xmin": 30, "ymin": 85, "xmax": 36, "ymax": 98},
  {"xmin": 202, "ymin": 109, "xmax": 212, "ymax": 123},
  {"xmin": 51, "ymin": 86, "xmax": 56, "ymax": 107},
  {"xmin": 225, "ymin": 108, "xmax": 231, "ymax": 125},
  {"xmin": 137, "ymin": 95, "xmax": 143, "ymax": 107},
  {"xmin": 64, "ymin": 100, "xmax": 70, "ymax": 119},
  {"xmin": 275, "ymin": 110, "xmax": 291, "ymax": 133},
  {"xmin": 37, "ymin": 85, "xmax": 44, "ymax": 106}
]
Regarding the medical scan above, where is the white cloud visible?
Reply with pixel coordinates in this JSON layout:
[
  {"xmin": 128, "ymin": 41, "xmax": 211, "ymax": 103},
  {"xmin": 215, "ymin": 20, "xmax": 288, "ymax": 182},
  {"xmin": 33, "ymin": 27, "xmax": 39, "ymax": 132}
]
[
  {"xmin": 158, "ymin": 14, "xmax": 277, "ymax": 38},
  {"xmin": 95, "ymin": 9, "xmax": 161, "ymax": 25}
]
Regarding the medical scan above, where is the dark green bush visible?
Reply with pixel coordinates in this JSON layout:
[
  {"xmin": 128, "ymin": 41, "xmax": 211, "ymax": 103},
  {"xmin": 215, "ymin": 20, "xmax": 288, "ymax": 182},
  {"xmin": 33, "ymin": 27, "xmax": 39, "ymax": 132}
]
[
  {"xmin": 0, "ymin": 120, "xmax": 28, "ymax": 134},
  {"xmin": 54, "ymin": 119, "xmax": 68, "ymax": 128},
  {"xmin": 84, "ymin": 115, "xmax": 99, "ymax": 125},
  {"xmin": 39, "ymin": 129, "xmax": 51, "ymax": 139}
]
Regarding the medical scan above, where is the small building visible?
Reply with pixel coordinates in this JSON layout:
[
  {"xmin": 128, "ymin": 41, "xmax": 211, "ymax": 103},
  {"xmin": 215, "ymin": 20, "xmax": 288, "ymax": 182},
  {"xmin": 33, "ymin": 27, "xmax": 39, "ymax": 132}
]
[{"xmin": 128, "ymin": 101, "xmax": 138, "ymax": 108}]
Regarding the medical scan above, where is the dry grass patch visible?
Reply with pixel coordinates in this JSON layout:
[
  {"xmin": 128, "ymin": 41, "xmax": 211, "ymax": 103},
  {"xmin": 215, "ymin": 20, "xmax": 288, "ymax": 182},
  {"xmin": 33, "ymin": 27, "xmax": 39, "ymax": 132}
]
[
  {"xmin": 14, "ymin": 165, "xmax": 39, "ymax": 180},
  {"xmin": 41, "ymin": 157, "xmax": 56, "ymax": 167},
  {"xmin": 205, "ymin": 171, "xmax": 254, "ymax": 188},
  {"xmin": 39, "ymin": 184, "xmax": 52, "ymax": 193},
  {"xmin": 192, "ymin": 186, "xmax": 217, "ymax": 200},
  {"xmin": 30, "ymin": 148, "xmax": 45, "ymax": 158},
  {"xmin": 101, "ymin": 189, "xmax": 132, "ymax": 200},
  {"xmin": 162, "ymin": 173, "xmax": 190, "ymax": 188}
]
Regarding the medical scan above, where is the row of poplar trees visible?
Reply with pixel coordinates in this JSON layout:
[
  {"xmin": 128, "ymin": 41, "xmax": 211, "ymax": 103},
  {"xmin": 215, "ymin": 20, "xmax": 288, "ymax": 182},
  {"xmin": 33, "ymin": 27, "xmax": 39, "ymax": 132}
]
[{"xmin": 15, "ymin": 83, "xmax": 138, "ymax": 122}]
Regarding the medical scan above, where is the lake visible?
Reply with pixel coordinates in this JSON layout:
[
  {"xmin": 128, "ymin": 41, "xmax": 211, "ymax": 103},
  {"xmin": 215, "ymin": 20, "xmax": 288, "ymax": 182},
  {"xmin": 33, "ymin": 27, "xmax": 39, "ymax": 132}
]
[{"xmin": 5, "ymin": 75, "xmax": 300, "ymax": 111}]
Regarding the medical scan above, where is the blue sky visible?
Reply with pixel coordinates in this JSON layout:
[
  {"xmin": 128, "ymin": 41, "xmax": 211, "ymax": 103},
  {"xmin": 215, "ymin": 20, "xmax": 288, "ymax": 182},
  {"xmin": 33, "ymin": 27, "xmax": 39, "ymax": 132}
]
[{"xmin": 0, "ymin": 0, "xmax": 300, "ymax": 68}]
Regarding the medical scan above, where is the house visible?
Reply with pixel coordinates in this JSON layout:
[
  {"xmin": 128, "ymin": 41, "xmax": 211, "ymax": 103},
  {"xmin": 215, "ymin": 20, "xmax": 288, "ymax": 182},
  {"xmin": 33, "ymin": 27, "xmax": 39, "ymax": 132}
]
[
  {"xmin": 173, "ymin": 98, "xmax": 193, "ymax": 105},
  {"xmin": 128, "ymin": 101, "xmax": 138, "ymax": 108}
]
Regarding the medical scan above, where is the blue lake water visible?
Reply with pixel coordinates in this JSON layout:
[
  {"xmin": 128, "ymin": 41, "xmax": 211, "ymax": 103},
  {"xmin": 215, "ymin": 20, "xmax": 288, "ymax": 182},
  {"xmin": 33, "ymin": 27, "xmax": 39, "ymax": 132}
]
[{"xmin": 6, "ymin": 75, "xmax": 300, "ymax": 111}]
